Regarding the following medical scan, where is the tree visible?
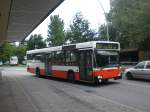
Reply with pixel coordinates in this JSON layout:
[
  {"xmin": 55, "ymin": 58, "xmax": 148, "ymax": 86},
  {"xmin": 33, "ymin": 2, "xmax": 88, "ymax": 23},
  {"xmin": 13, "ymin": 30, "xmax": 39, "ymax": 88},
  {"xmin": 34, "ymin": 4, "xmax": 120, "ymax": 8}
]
[
  {"xmin": 15, "ymin": 44, "xmax": 27, "ymax": 64},
  {"xmin": 109, "ymin": 0, "xmax": 150, "ymax": 49},
  {"xmin": 27, "ymin": 34, "xmax": 46, "ymax": 50},
  {"xmin": 66, "ymin": 12, "xmax": 96, "ymax": 43},
  {"xmin": 139, "ymin": 37, "xmax": 150, "ymax": 50},
  {"xmin": 0, "ymin": 42, "xmax": 15, "ymax": 62},
  {"xmin": 47, "ymin": 15, "xmax": 65, "ymax": 46}
]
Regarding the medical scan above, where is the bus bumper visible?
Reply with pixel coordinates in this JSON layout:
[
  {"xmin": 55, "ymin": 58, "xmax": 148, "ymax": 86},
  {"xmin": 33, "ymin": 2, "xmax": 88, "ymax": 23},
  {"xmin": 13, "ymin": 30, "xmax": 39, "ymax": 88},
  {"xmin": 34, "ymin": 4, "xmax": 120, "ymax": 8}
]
[{"xmin": 114, "ymin": 75, "xmax": 122, "ymax": 80}]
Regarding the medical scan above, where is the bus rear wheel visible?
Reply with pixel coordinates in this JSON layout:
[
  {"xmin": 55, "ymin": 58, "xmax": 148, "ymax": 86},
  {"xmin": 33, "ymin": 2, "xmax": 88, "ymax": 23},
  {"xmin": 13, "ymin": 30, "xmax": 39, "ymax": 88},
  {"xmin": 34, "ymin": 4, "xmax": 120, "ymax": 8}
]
[
  {"xmin": 35, "ymin": 68, "xmax": 41, "ymax": 77},
  {"xmin": 67, "ymin": 72, "xmax": 75, "ymax": 83}
]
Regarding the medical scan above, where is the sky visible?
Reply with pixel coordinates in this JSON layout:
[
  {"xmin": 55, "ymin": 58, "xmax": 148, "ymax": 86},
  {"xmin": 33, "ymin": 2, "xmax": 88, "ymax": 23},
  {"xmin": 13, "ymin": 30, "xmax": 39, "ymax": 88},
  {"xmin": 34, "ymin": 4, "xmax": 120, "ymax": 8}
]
[{"xmin": 26, "ymin": 0, "xmax": 110, "ymax": 40}]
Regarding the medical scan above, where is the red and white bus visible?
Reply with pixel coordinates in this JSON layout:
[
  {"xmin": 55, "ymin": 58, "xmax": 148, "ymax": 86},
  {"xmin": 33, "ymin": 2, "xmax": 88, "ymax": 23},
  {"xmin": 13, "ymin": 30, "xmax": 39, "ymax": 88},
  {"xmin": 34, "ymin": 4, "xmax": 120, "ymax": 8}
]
[{"xmin": 27, "ymin": 41, "xmax": 122, "ymax": 84}]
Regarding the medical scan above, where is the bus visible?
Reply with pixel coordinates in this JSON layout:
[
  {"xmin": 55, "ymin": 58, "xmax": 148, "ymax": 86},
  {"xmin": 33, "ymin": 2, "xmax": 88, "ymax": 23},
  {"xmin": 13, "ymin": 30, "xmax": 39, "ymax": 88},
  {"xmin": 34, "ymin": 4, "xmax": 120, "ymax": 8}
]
[
  {"xmin": 10, "ymin": 56, "xmax": 18, "ymax": 65},
  {"xmin": 26, "ymin": 41, "xmax": 122, "ymax": 84}
]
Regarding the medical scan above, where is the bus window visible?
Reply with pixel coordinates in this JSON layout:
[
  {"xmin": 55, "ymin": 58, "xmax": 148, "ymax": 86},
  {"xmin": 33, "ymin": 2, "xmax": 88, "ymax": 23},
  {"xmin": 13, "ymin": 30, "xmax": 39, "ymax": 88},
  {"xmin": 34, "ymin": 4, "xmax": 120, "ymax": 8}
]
[
  {"xmin": 66, "ymin": 51, "xmax": 71, "ymax": 64},
  {"xmin": 95, "ymin": 51, "xmax": 119, "ymax": 67},
  {"xmin": 65, "ymin": 51, "xmax": 77, "ymax": 65},
  {"xmin": 47, "ymin": 53, "xmax": 52, "ymax": 62},
  {"xmin": 51, "ymin": 51, "xmax": 63, "ymax": 65},
  {"xmin": 27, "ymin": 54, "xmax": 32, "ymax": 60},
  {"xmin": 33, "ymin": 54, "xmax": 44, "ymax": 63}
]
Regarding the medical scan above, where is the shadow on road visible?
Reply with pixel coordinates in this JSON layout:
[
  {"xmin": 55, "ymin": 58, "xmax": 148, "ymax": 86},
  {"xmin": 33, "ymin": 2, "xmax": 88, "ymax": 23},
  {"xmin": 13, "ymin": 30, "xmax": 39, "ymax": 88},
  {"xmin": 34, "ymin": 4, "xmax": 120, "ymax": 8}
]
[{"xmin": 32, "ymin": 75, "xmax": 121, "ymax": 87}]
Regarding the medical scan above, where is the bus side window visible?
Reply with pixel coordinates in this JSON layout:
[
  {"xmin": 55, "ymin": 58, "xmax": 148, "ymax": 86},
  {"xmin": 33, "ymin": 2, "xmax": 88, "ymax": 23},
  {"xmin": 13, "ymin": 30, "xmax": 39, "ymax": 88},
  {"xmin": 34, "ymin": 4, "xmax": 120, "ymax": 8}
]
[
  {"xmin": 65, "ymin": 51, "xmax": 77, "ymax": 66},
  {"xmin": 51, "ymin": 51, "xmax": 63, "ymax": 65},
  {"xmin": 34, "ymin": 54, "xmax": 44, "ymax": 63},
  {"xmin": 56, "ymin": 51, "xmax": 62, "ymax": 65},
  {"xmin": 51, "ymin": 52, "xmax": 55, "ymax": 64},
  {"xmin": 66, "ymin": 51, "xmax": 71, "ymax": 65},
  {"xmin": 48, "ymin": 53, "xmax": 52, "ymax": 62},
  {"xmin": 70, "ymin": 52, "xmax": 77, "ymax": 65},
  {"xmin": 27, "ymin": 54, "xmax": 33, "ymax": 62},
  {"xmin": 61, "ymin": 51, "xmax": 65, "ymax": 65}
]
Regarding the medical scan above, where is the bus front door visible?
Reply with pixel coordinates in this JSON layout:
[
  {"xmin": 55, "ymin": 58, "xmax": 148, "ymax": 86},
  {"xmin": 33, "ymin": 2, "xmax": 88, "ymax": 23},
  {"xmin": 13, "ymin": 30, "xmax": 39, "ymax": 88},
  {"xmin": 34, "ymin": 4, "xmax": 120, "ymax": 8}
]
[
  {"xmin": 45, "ymin": 54, "xmax": 52, "ymax": 76},
  {"xmin": 79, "ymin": 51, "xmax": 93, "ymax": 82}
]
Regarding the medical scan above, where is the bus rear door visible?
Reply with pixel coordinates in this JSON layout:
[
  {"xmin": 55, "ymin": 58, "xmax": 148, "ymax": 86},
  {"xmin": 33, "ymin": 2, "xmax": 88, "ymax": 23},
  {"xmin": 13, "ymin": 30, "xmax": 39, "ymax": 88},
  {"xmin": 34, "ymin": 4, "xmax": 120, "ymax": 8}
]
[
  {"xmin": 44, "ymin": 53, "xmax": 52, "ymax": 76},
  {"xmin": 79, "ymin": 50, "xmax": 93, "ymax": 82}
]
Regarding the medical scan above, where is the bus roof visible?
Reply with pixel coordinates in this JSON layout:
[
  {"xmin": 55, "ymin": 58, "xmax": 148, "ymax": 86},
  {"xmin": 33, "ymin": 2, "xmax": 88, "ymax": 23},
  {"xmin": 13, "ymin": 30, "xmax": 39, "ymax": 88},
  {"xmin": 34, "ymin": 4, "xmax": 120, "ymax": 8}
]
[
  {"xmin": 27, "ymin": 41, "xmax": 120, "ymax": 54},
  {"xmin": 27, "ymin": 46, "xmax": 62, "ymax": 54}
]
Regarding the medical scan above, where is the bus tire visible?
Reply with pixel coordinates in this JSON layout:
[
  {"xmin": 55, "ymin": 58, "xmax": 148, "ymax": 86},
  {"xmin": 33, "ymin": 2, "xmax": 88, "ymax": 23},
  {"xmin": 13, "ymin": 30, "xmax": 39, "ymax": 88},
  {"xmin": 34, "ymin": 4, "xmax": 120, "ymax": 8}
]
[
  {"xmin": 102, "ymin": 79, "xmax": 108, "ymax": 84},
  {"xmin": 94, "ymin": 77, "xmax": 100, "ymax": 86},
  {"xmin": 126, "ymin": 72, "xmax": 133, "ymax": 80},
  {"xmin": 67, "ymin": 71, "xmax": 75, "ymax": 83},
  {"xmin": 35, "ymin": 68, "xmax": 40, "ymax": 77}
]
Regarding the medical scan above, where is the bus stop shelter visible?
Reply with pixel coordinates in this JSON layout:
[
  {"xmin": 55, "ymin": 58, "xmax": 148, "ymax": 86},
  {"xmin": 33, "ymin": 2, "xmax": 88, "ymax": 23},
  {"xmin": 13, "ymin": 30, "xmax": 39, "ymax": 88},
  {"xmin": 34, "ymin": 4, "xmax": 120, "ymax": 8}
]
[
  {"xmin": 0, "ymin": 0, "xmax": 64, "ymax": 42},
  {"xmin": 0, "ymin": 0, "xmax": 63, "ymax": 110}
]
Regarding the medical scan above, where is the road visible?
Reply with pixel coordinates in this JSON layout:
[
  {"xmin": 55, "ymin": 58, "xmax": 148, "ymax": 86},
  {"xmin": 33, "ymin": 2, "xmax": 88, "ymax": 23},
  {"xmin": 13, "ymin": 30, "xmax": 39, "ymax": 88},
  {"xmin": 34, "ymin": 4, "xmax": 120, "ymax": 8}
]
[{"xmin": 0, "ymin": 67, "xmax": 150, "ymax": 112}]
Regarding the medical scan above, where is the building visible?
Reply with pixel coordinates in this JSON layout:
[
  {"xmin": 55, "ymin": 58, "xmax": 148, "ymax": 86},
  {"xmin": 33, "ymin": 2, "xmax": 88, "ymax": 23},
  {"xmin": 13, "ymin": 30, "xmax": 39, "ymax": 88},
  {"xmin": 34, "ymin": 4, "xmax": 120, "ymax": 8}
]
[{"xmin": 120, "ymin": 49, "xmax": 150, "ymax": 65}]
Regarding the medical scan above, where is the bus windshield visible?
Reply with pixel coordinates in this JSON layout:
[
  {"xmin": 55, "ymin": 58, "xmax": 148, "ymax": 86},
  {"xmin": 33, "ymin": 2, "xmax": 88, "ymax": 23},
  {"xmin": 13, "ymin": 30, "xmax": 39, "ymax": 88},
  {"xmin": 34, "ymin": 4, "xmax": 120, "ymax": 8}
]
[{"xmin": 95, "ymin": 51, "xmax": 119, "ymax": 68}]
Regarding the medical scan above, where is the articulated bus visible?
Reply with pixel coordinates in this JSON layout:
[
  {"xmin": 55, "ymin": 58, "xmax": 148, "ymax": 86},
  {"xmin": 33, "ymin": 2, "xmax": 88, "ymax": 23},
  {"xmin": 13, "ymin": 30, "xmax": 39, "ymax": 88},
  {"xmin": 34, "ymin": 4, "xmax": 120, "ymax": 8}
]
[{"xmin": 27, "ymin": 41, "xmax": 122, "ymax": 84}]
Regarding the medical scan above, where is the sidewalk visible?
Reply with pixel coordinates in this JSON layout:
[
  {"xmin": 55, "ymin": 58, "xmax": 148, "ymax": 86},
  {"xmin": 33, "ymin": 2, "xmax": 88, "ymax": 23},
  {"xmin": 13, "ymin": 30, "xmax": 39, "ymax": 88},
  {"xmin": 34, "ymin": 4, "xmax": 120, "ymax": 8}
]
[{"xmin": 0, "ymin": 69, "xmax": 37, "ymax": 112}]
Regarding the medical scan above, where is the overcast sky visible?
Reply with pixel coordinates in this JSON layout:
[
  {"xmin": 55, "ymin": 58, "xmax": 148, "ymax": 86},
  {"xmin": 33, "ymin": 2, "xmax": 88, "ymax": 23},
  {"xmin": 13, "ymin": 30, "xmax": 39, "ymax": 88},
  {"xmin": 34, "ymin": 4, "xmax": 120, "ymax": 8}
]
[{"xmin": 26, "ymin": 0, "xmax": 110, "ymax": 39}]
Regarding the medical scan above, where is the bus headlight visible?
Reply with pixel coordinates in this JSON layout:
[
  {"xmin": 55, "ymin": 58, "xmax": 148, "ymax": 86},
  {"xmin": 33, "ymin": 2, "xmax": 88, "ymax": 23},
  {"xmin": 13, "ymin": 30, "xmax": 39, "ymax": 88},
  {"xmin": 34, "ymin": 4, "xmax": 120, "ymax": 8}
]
[
  {"xmin": 97, "ymin": 76, "xmax": 103, "ymax": 83},
  {"xmin": 118, "ymin": 73, "xmax": 121, "ymax": 76},
  {"xmin": 97, "ymin": 76, "xmax": 102, "ymax": 79},
  {"xmin": 118, "ymin": 72, "xmax": 123, "ymax": 76}
]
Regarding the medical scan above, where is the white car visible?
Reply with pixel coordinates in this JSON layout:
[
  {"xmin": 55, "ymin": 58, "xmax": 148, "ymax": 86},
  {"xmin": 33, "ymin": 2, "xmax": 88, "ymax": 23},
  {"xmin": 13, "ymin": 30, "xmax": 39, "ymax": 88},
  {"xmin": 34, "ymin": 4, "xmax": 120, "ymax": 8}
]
[
  {"xmin": 10, "ymin": 56, "xmax": 18, "ymax": 65},
  {"xmin": 0, "ymin": 61, "xmax": 3, "ymax": 66},
  {"xmin": 124, "ymin": 61, "xmax": 150, "ymax": 80}
]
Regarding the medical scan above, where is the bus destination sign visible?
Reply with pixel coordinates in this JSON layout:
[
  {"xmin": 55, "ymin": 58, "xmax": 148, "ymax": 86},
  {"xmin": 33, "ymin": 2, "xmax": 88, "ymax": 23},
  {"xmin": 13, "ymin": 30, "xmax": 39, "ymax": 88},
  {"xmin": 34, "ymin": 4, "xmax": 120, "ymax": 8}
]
[{"xmin": 96, "ymin": 43, "xmax": 118, "ymax": 50}]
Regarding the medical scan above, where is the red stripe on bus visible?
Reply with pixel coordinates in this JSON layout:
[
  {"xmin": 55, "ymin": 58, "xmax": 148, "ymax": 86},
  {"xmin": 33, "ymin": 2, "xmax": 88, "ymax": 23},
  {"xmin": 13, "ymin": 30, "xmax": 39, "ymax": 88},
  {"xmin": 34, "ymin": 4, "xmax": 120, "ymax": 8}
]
[
  {"xmin": 27, "ymin": 67, "xmax": 122, "ymax": 80},
  {"xmin": 40, "ymin": 69, "xmax": 45, "ymax": 76},
  {"xmin": 27, "ymin": 67, "xmax": 80, "ymax": 80},
  {"xmin": 51, "ymin": 70, "xmax": 80, "ymax": 80},
  {"xmin": 27, "ymin": 67, "xmax": 35, "ymax": 74}
]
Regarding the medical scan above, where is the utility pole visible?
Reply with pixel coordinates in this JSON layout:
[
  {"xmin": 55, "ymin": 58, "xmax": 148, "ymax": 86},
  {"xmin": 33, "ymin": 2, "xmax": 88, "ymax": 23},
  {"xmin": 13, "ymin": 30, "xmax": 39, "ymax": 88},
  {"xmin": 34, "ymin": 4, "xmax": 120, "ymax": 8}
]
[{"xmin": 97, "ymin": 0, "xmax": 109, "ymax": 41}]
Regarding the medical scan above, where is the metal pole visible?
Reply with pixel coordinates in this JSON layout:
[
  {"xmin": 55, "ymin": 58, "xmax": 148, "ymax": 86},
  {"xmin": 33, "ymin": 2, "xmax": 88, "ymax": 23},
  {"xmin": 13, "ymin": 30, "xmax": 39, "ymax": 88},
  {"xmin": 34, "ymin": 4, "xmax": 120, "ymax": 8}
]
[{"xmin": 97, "ymin": 0, "xmax": 109, "ymax": 41}]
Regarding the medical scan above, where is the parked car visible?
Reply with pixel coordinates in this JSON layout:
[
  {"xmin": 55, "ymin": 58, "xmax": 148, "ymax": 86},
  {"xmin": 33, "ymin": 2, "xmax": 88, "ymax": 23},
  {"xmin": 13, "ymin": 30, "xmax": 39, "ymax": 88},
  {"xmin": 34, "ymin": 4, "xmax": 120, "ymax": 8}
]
[
  {"xmin": 124, "ymin": 61, "xmax": 150, "ymax": 80},
  {"xmin": 4, "ymin": 61, "xmax": 9, "ymax": 65},
  {"xmin": 10, "ymin": 56, "xmax": 18, "ymax": 65}
]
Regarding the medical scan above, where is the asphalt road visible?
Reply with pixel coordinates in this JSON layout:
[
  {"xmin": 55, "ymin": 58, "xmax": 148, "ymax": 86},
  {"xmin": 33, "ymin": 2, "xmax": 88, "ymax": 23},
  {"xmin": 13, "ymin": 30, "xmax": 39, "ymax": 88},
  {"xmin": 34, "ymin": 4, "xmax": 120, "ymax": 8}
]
[{"xmin": 0, "ymin": 67, "xmax": 150, "ymax": 112}]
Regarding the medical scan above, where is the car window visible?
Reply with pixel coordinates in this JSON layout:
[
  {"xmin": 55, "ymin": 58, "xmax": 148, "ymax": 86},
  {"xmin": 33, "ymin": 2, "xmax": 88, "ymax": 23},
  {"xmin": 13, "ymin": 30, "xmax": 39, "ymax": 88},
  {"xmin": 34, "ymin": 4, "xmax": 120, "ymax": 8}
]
[
  {"xmin": 135, "ymin": 62, "xmax": 145, "ymax": 69},
  {"xmin": 146, "ymin": 62, "xmax": 150, "ymax": 69}
]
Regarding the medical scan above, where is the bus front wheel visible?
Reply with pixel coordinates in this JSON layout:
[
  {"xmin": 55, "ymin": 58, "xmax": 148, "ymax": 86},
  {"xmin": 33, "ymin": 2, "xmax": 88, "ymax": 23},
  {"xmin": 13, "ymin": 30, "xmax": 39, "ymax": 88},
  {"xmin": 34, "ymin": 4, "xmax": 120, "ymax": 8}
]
[
  {"xmin": 94, "ymin": 77, "xmax": 100, "ymax": 86},
  {"xmin": 102, "ymin": 79, "xmax": 108, "ymax": 83}
]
